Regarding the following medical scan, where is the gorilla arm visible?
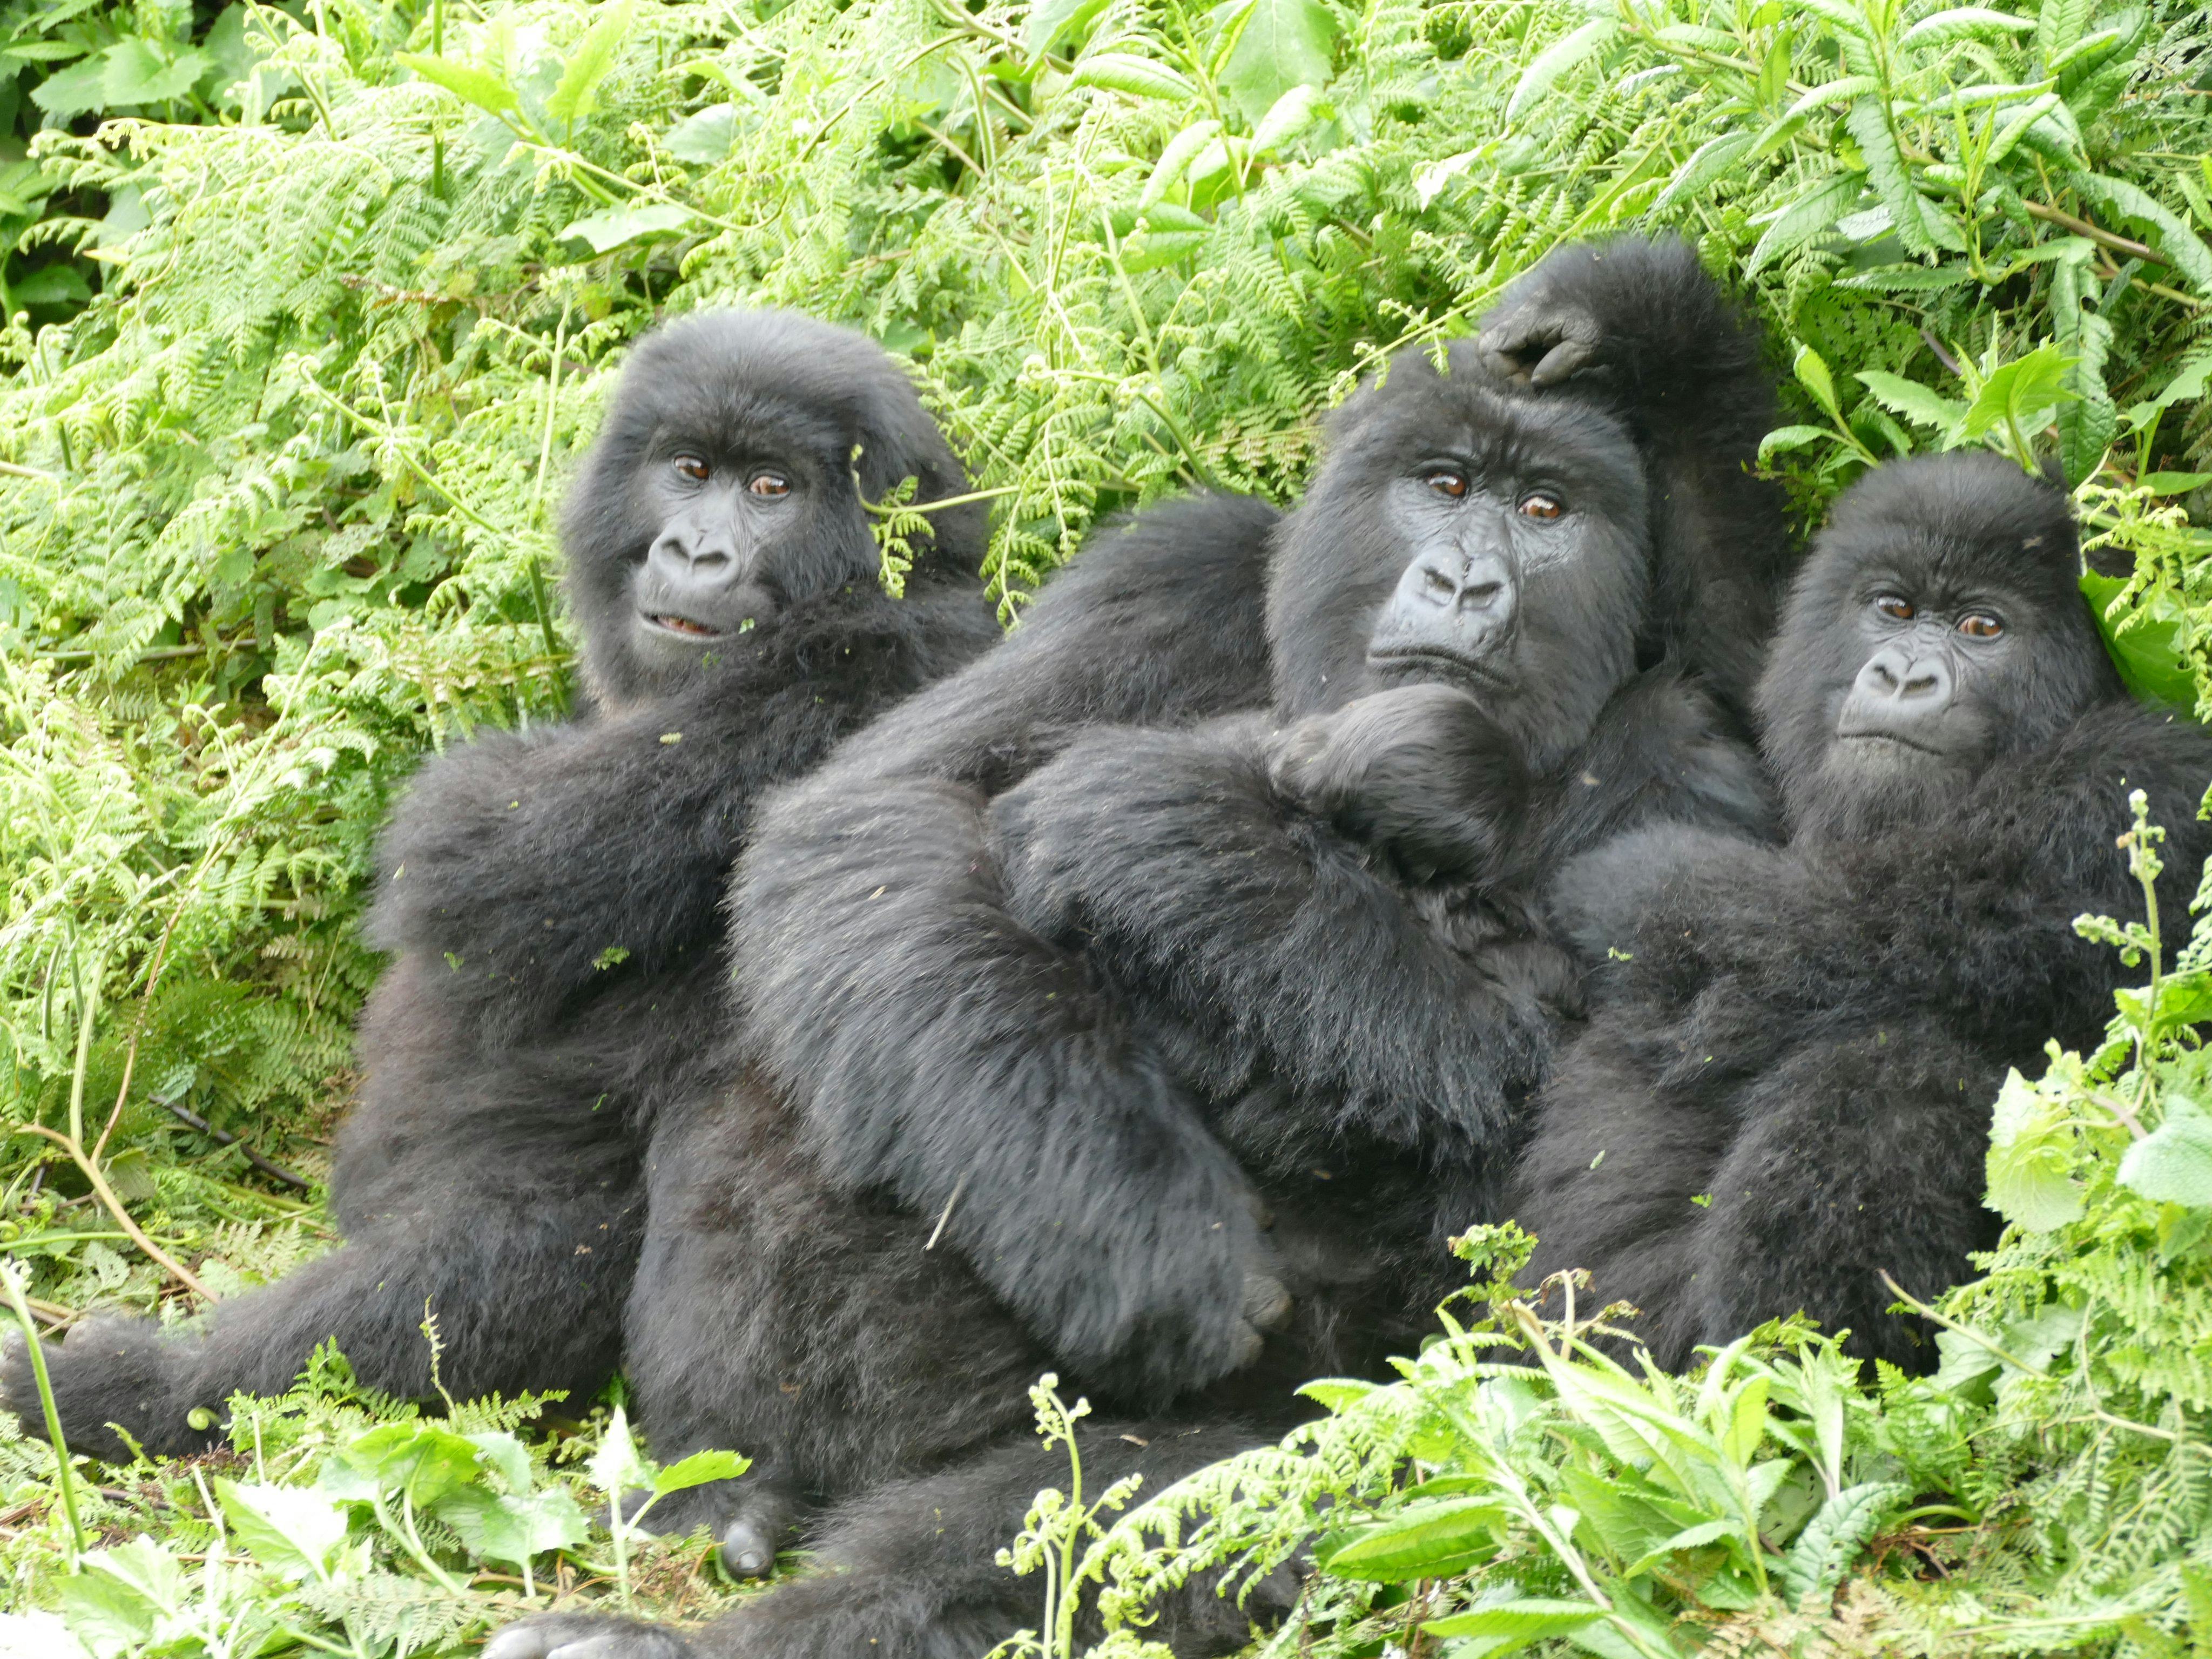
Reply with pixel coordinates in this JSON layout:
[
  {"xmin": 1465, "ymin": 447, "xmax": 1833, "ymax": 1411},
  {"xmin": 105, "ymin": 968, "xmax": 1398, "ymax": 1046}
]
[
  {"xmin": 1479, "ymin": 236, "xmax": 1790, "ymax": 713},
  {"xmin": 373, "ymin": 581, "xmax": 990, "ymax": 1047},
  {"xmin": 1555, "ymin": 703, "xmax": 2212, "ymax": 1046},
  {"xmin": 730, "ymin": 495, "xmax": 1285, "ymax": 1402}
]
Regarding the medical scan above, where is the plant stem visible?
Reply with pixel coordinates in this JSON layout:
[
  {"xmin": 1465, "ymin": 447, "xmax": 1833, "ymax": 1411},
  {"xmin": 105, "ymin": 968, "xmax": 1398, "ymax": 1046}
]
[{"xmin": 0, "ymin": 1262, "xmax": 86, "ymax": 1562}]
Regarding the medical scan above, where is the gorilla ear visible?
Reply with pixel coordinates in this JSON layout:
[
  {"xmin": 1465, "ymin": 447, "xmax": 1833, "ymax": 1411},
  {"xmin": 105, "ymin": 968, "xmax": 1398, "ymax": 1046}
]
[{"xmin": 847, "ymin": 367, "xmax": 988, "ymax": 567}]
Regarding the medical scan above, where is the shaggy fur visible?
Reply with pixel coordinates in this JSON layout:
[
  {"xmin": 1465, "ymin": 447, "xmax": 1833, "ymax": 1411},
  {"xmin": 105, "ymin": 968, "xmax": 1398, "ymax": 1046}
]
[
  {"xmin": 1512, "ymin": 452, "xmax": 2212, "ymax": 1371},
  {"xmin": 485, "ymin": 237, "xmax": 1795, "ymax": 1659},
  {"xmin": 3, "ymin": 312, "xmax": 999, "ymax": 1459}
]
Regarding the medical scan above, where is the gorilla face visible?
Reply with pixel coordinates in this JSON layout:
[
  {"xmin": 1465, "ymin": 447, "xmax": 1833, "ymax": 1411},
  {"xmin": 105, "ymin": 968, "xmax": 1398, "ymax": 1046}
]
[
  {"xmin": 1758, "ymin": 451, "xmax": 2121, "ymax": 841},
  {"xmin": 1266, "ymin": 342, "xmax": 1650, "ymax": 774},
  {"xmin": 561, "ymin": 311, "xmax": 982, "ymax": 709}
]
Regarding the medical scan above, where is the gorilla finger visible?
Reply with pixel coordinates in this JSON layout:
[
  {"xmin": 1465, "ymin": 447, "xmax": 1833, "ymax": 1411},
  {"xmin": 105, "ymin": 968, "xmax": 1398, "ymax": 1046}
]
[
  {"xmin": 1245, "ymin": 1189, "xmax": 1276, "ymax": 1232},
  {"xmin": 1530, "ymin": 336, "xmax": 1602, "ymax": 387},
  {"xmin": 721, "ymin": 1513, "xmax": 781, "ymax": 1579},
  {"xmin": 482, "ymin": 1618, "xmax": 691, "ymax": 1659},
  {"xmin": 1242, "ymin": 1269, "xmax": 1293, "ymax": 1332}
]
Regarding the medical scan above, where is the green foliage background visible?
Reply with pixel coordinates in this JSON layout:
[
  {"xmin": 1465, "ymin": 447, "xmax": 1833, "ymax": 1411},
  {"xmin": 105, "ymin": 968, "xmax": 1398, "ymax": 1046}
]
[{"xmin": 0, "ymin": 0, "xmax": 2206, "ymax": 1650}]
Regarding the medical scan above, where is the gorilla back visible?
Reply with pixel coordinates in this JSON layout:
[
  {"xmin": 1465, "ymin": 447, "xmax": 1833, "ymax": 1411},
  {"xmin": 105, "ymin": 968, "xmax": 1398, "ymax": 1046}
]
[
  {"xmin": 1516, "ymin": 451, "xmax": 2212, "ymax": 1371},
  {"xmin": 6, "ymin": 311, "xmax": 1000, "ymax": 1460}
]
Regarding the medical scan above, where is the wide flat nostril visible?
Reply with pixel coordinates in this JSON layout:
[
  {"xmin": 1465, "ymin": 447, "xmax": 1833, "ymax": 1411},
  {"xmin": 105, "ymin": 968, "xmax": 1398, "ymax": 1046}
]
[{"xmin": 1459, "ymin": 581, "xmax": 1503, "ymax": 611}]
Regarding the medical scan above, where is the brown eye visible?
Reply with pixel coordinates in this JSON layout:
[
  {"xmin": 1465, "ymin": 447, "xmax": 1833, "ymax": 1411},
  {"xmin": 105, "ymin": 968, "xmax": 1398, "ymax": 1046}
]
[
  {"xmin": 1425, "ymin": 469, "xmax": 1469, "ymax": 500},
  {"xmin": 748, "ymin": 473, "xmax": 791, "ymax": 498},
  {"xmin": 1959, "ymin": 613, "xmax": 2004, "ymax": 639},
  {"xmin": 1519, "ymin": 491, "xmax": 1564, "ymax": 521},
  {"xmin": 674, "ymin": 455, "xmax": 710, "ymax": 482},
  {"xmin": 1875, "ymin": 595, "xmax": 1915, "ymax": 620}
]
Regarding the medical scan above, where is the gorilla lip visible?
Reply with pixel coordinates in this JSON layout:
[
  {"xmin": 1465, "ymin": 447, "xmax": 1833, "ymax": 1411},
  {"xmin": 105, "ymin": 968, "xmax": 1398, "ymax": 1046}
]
[
  {"xmin": 1836, "ymin": 727, "xmax": 1945, "ymax": 757},
  {"xmin": 646, "ymin": 612, "xmax": 723, "ymax": 638},
  {"xmin": 1368, "ymin": 646, "xmax": 1516, "ymax": 692}
]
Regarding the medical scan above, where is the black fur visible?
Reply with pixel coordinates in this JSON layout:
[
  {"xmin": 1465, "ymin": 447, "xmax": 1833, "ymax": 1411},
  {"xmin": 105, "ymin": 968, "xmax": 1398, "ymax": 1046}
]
[
  {"xmin": 516, "ymin": 238, "xmax": 1792, "ymax": 1659},
  {"xmin": 1512, "ymin": 451, "xmax": 2212, "ymax": 1372},
  {"xmin": 3, "ymin": 311, "xmax": 998, "ymax": 1460}
]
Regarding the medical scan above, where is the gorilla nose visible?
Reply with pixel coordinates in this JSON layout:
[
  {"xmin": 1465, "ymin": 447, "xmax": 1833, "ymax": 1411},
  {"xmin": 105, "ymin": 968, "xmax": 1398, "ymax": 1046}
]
[
  {"xmin": 648, "ymin": 524, "xmax": 743, "ymax": 591},
  {"xmin": 1857, "ymin": 645, "xmax": 1951, "ymax": 706},
  {"xmin": 1415, "ymin": 552, "xmax": 1518, "ymax": 620}
]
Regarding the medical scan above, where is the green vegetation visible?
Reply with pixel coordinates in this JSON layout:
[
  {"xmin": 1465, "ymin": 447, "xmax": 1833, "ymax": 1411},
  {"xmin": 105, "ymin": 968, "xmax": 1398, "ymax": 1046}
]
[{"xmin": 0, "ymin": 0, "xmax": 2206, "ymax": 1650}]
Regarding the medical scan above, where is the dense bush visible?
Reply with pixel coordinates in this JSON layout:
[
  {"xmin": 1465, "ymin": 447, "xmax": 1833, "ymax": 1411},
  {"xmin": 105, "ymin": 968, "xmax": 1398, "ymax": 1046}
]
[{"xmin": 0, "ymin": 0, "xmax": 2206, "ymax": 1651}]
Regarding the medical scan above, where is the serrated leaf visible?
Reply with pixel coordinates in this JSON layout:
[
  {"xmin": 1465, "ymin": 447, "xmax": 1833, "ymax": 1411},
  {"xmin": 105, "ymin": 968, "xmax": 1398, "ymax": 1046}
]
[
  {"xmin": 560, "ymin": 203, "xmax": 693, "ymax": 252},
  {"xmin": 1759, "ymin": 423, "xmax": 1834, "ymax": 461},
  {"xmin": 1900, "ymin": 8, "xmax": 2038, "ymax": 48},
  {"xmin": 1319, "ymin": 1496, "xmax": 1508, "ymax": 1579},
  {"xmin": 1856, "ymin": 370, "xmax": 1967, "ymax": 437},
  {"xmin": 1251, "ymin": 83, "xmax": 1321, "ymax": 151},
  {"xmin": 1747, "ymin": 172, "xmax": 1859, "ymax": 274},
  {"xmin": 1220, "ymin": 0, "xmax": 1336, "ymax": 125},
  {"xmin": 103, "ymin": 39, "xmax": 209, "ymax": 106},
  {"xmin": 590, "ymin": 1404, "xmax": 652, "ymax": 1496},
  {"xmin": 217, "ymin": 1480, "xmax": 348, "ymax": 1582},
  {"xmin": 2119, "ymin": 1094, "xmax": 2212, "ymax": 1209},
  {"xmin": 1653, "ymin": 132, "xmax": 1752, "ymax": 216},
  {"xmin": 2072, "ymin": 172, "xmax": 2212, "ymax": 294},
  {"xmin": 26, "ymin": 55, "xmax": 104, "ymax": 116},
  {"xmin": 1847, "ymin": 97, "xmax": 1936, "ymax": 257},
  {"xmin": 1986, "ymin": 1066, "xmax": 2083, "ymax": 1231},
  {"xmin": 1723, "ymin": 1374, "xmax": 1770, "ymax": 1467},
  {"xmin": 664, "ymin": 103, "xmax": 737, "ymax": 164},
  {"xmin": 1028, "ymin": 0, "xmax": 1114, "ymax": 56},
  {"xmin": 1141, "ymin": 119, "xmax": 1222, "ymax": 206},
  {"xmin": 1072, "ymin": 51, "xmax": 1194, "ymax": 100},
  {"xmin": 436, "ymin": 1485, "xmax": 588, "ymax": 1568},
  {"xmin": 1507, "ymin": 18, "xmax": 1616, "ymax": 123},
  {"xmin": 655, "ymin": 1448, "xmax": 751, "ymax": 1495},
  {"xmin": 396, "ymin": 51, "xmax": 518, "ymax": 116},
  {"xmin": 1793, "ymin": 344, "xmax": 1842, "ymax": 420},
  {"xmin": 1780, "ymin": 1481, "xmax": 1910, "ymax": 1607},
  {"xmin": 547, "ymin": 0, "xmax": 633, "ymax": 127},
  {"xmin": 1960, "ymin": 342, "xmax": 2075, "ymax": 442},
  {"xmin": 1796, "ymin": 0, "xmax": 1876, "ymax": 37},
  {"xmin": 1424, "ymin": 1598, "xmax": 1606, "ymax": 1645}
]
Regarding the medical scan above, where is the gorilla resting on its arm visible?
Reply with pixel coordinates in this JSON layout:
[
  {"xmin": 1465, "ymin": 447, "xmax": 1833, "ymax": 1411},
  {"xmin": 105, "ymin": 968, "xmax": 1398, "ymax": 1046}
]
[
  {"xmin": 483, "ymin": 237, "xmax": 1791, "ymax": 1659},
  {"xmin": 1512, "ymin": 450, "xmax": 2212, "ymax": 1372},
  {"xmin": 4, "ymin": 312, "xmax": 999, "ymax": 1460}
]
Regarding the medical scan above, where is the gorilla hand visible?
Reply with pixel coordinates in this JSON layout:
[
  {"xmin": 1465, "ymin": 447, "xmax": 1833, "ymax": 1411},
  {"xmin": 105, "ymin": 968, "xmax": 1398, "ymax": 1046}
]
[
  {"xmin": 1269, "ymin": 684, "xmax": 1528, "ymax": 885},
  {"xmin": 483, "ymin": 1615, "xmax": 693, "ymax": 1659},
  {"xmin": 1475, "ymin": 278, "xmax": 1609, "ymax": 389}
]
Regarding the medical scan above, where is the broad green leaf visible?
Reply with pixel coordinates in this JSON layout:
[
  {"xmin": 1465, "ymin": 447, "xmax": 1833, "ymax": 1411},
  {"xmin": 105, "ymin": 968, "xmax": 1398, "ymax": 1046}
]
[
  {"xmin": 2035, "ymin": 0, "xmax": 2093, "ymax": 64},
  {"xmin": 1795, "ymin": 0, "xmax": 1874, "ymax": 36},
  {"xmin": 2050, "ymin": 25, "xmax": 2127, "ymax": 102},
  {"xmin": 1424, "ymin": 1598, "xmax": 1606, "ymax": 1645},
  {"xmin": 1778, "ymin": 1481, "xmax": 1909, "ymax": 1607},
  {"xmin": 1959, "ymin": 343, "xmax": 2075, "ymax": 443},
  {"xmin": 561, "ymin": 203, "xmax": 694, "ymax": 252},
  {"xmin": 1986, "ymin": 1065, "xmax": 2083, "ymax": 1231},
  {"xmin": 1506, "ymin": 18, "xmax": 1616, "ymax": 123},
  {"xmin": 1651, "ymin": 132, "xmax": 1751, "ymax": 216},
  {"xmin": 1251, "ymin": 83, "xmax": 1322, "ymax": 152},
  {"xmin": 1220, "ymin": 0, "xmax": 1336, "ymax": 125},
  {"xmin": 665, "ymin": 103, "xmax": 737, "ymax": 165},
  {"xmin": 547, "ymin": 0, "xmax": 633, "ymax": 127},
  {"xmin": 437, "ymin": 1485, "xmax": 589, "ymax": 1567},
  {"xmin": 2072, "ymin": 172, "xmax": 2212, "ymax": 294},
  {"xmin": 326, "ymin": 1421, "xmax": 485, "ymax": 1508},
  {"xmin": 1746, "ymin": 172, "xmax": 1859, "ymax": 274},
  {"xmin": 1900, "ymin": 8, "xmax": 2037, "ymax": 48},
  {"xmin": 655, "ymin": 1448, "xmax": 751, "ymax": 1495},
  {"xmin": 1027, "ymin": 0, "xmax": 1114, "ymax": 56},
  {"xmin": 2143, "ymin": 471, "xmax": 2212, "ymax": 495},
  {"xmin": 1917, "ymin": 80, "xmax": 2055, "ymax": 115},
  {"xmin": 29, "ymin": 54, "xmax": 107, "ymax": 116},
  {"xmin": 1759, "ymin": 424, "xmax": 1837, "ymax": 461},
  {"xmin": 216, "ymin": 1480, "xmax": 348, "ymax": 1582},
  {"xmin": 1793, "ymin": 345, "xmax": 1842, "ymax": 420},
  {"xmin": 1846, "ymin": 97, "xmax": 1936, "ymax": 257},
  {"xmin": 2118, "ymin": 1093, "xmax": 2212, "ymax": 1209},
  {"xmin": 1140, "ymin": 119, "xmax": 1223, "ymax": 206},
  {"xmin": 1298, "ymin": 1378, "xmax": 1375, "ymax": 1411},
  {"xmin": 466, "ymin": 1430, "xmax": 536, "ymax": 1493},
  {"xmin": 396, "ymin": 51, "xmax": 520, "ymax": 116},
  {"xmin": 1856, "ymin": 370, "xmax": 1965, "ymax": 437},
  {"xmin": 1623, "ymin": 1516, "xmax": 1737, "ymax": 1577},
  {"xmin": 1319, "ymin": 1496, "xmax": 1508, "ymax": 1579},
  {"xmin": 56, "ymin": 1572, "xmax": 158, "ymax": 1654},
  {"xmin": 1722, "ymin": 1374, "xmax": 1770, "ymax": 1467},
  {"xmin": 1072, "ymin": 51, "xmax": 1195, "ymax": 101},
  {"xmin": 103, "ymin": 40, "xmax": 210, "ymax": 106}
]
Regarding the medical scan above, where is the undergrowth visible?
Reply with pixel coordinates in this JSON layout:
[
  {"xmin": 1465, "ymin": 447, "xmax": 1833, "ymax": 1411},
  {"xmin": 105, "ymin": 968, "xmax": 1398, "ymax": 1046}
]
[{"xmin": 0, "ymin": 0, "xmax": 2206, "ymax": 1650}]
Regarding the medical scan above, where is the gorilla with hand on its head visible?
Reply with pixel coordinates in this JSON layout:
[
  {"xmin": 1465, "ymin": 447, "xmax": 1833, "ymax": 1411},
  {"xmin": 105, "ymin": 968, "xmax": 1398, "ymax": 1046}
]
[
  {"xmin": 1513, "ymin": 450, "xmax": 2212, "ymax": 1372},
  {"xmin": 484, "ymin": 236, "xmax": 1794, "ymax": 1659},
  {"xmin": 4, "ymin": 312, "xmax": 1000, "ymax": 1459}
]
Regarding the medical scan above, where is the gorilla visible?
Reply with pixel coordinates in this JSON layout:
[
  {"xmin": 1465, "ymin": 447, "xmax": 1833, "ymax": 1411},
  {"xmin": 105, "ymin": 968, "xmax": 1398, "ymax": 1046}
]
[
  {"xmin": 483, "ymin": 236, "xmax": 1795, "ymax": 1659},
  {"xmin": 4, "ymin": 312, "xmax": 1001, "ymax": 1460},
  {"xmin": 1511, "ymin": 451, "xmax": 2212, "ymax": 1372}
]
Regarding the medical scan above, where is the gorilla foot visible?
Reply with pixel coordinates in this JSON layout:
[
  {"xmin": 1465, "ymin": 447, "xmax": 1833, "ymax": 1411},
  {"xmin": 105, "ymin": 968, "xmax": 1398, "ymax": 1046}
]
[
  {"xmin": 482, "ymin": 1614, "xmax": 694, "ymax": 1659},
  {"xmin": 2, "ymin": 1318, "xmax": 220, "ymax": 1464},
  {"xmin": 617, "ymin": 1475, "xmax": 797, "ymax": 1579}
]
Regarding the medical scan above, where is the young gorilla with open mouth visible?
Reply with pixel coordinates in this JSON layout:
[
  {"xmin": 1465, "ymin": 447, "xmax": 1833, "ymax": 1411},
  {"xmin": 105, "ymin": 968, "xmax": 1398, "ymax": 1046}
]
[
  {"xmin": 1513, "ymin": 451, "xmax": 2212, "ymax": 1371},
  {"xmin": 3, "ymin": 312, "xmax": 1001, "ymax": 1460}
]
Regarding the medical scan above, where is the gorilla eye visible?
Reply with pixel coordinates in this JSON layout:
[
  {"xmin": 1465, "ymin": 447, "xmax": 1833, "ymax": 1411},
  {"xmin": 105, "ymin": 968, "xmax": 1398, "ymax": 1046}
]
[
  {"xmin": 749, "ymin": 473, "xmax": 791, "ymax": 498},
  {"xmin": 1518, "ymin": 491, "xmax": 1564, "ymax": 521},
  {"xmin": 673, "ymin": 455, "xmax": 711, "ymax": 482},
  {"xmin": 1959, "ymin": 613, "xmax": 2004, "ymax": 639},
  {"xmin": 1874, "ymin": 596, "xmax": 1916, "ymax": 621},
  {"xmin": 1424, "ymin": 469, "xmax": 1469, "ymax": 500}
]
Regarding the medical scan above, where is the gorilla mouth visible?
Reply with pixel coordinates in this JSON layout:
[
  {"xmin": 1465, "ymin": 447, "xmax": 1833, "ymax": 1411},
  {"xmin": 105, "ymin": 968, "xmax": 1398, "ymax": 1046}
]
[
  {"xmin": 1837, "ymin": 728, "xmax": 1945, "ymax": 757},
  {"xmin": 646, "ymin": 613, "xmax": 724, "ymax": 638},
  {"xmin": 1368, "ymin": 646, "xmax": 1516, "ymax": 692}
]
